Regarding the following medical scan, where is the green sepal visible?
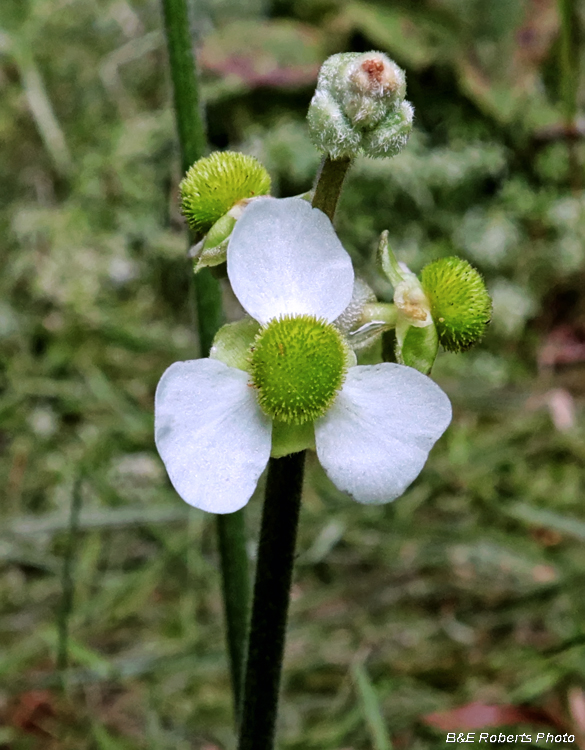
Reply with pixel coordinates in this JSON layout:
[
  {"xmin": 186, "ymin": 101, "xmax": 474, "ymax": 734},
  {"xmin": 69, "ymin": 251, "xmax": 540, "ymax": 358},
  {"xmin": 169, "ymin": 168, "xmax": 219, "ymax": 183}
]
[
  {"xmin": 271, "ymin": 420, "xmax": 316, "ymax": 458},
  {"xmin": 193, "ymin": 240, "xmax": 228, "ymax": 272},
  {"xmin": 397, "ymin": 321, "xmax": 439, "ymax": 375},
  {"xmin": 192, "ymin": 213, "xmax": 236, "ymax": 272},
  {"xmin": 376, "ymin": 230, "xmax": 404, "ymax": 287},
  {"xmin": 204, "ymin": 213, "xmax": 236, "ymax": 251},
  {"xmin": 209, "ymin": 316, "xmax": 260, "ymax": 371}
]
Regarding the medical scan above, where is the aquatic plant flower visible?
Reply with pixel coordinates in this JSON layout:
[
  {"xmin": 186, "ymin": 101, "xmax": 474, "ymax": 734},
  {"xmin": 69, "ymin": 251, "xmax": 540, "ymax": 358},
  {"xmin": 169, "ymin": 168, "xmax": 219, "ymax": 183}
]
[{"xmin": 155, "ymin": 198, "xmax": 451, "ymax": 513}]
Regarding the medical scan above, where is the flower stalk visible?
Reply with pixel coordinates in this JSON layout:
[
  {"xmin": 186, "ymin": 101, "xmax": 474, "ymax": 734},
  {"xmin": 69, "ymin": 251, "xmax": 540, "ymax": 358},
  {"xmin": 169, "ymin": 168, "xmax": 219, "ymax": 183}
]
[
  {"xmin": 237, "ymin": 163, "xmax": 355, "ymax": 745},
  {"xmin": 237, "ymin": 451, "xmax": 306, "ymax": 749},
  {"xmin": 161, "ymin": 0, "xmax": 249, "ymax": 717},
  {"xmin": 312, "ymin": 156, "xmax": 352, "ymax": 222}
]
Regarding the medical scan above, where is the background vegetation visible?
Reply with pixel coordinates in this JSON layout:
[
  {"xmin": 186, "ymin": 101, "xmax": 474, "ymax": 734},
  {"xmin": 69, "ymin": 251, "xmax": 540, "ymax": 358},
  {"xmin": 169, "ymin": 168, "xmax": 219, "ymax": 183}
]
[{"xmin": 1, "ymin": 0, "xmax": 585, "ymax": 747}]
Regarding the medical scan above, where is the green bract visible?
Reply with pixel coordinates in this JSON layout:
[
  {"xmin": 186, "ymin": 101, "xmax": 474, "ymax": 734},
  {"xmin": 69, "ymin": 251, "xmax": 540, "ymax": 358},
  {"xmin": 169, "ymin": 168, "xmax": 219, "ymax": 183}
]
[
  {"xmin": 250, "ymin": 315, "xmax": 347, "ymax": 425},
  {"xmin": 421, "ymin": 257, "xmax": 492, "ymax": 353},
  {"xmin": 180, "ymin": 151, "xmax": 271, "ymax": 233}
]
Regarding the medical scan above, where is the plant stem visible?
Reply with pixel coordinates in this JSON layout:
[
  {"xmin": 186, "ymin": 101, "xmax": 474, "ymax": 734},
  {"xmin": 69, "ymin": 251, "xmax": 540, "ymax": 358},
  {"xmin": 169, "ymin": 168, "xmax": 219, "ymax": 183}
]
[
  {"xmin": 559, "ymin": 0, "xmax": 578, "ymax": 126},
  {"xmin": 558, "ymin": 0, "xmax": 581, "ymax": 190},
  {"xmin": 161, "ymin": 0, "xmax": 205, "ymax": 173},
  {"xmin": 237, "ymin": 143, "xmax": 353, "ymax": 746},
  {"xmin": 217, "ymin": 510, "xmax": 250, "ymax": 714},
  {"xmin": 161, "ymin": 0, "xmax": 249, "ymax": 718},
  {"xmin": 160, "ymin": 0, "xmax": 223, "ymax": 350},
  {"xmin": 312, "ymin": 156, "xmax": 352, "ymax": 222},
  {"xmin": 237, "ymin": 451, "xmax": 306, "ymax": 749},
  {"xmin": 57, "ymin": 476, "xmax": 83, "ymax": 675}
]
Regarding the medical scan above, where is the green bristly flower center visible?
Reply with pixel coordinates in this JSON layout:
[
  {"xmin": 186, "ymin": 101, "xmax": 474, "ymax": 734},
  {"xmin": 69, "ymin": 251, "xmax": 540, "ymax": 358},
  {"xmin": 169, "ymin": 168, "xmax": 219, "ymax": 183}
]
[{"xmin": 250, "ymin": 315, "xmax": 347, "ymax": 425}]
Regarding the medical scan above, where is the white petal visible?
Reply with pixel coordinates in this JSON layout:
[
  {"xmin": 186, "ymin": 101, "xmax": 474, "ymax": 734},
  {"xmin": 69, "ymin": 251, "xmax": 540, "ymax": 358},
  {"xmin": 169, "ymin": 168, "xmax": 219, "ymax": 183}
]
[
  {"xmin": 155, "ymin": 358, "xmax": 272, "ymax": 513},
  {"xmin": 227, "ymin": 197, "xmax": 354, "ymax": 324},
  {"xmin": 315, "ymin": 364, "xmax": 451, "ymax": 504}
]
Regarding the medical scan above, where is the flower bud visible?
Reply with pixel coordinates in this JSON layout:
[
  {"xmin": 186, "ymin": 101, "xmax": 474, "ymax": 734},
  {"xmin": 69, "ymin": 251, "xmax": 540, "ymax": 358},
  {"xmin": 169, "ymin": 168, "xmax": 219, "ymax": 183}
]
[
  {"xmin": 180, "ymin": 151, "xmax": 271, "ymax": 234},
  {"xmin": 307, "ymin": 52, "xmax": 413, "ymax": 159},
  {"xmin": 420, "ymin": 257, "xmax": 492, "ymax": 352}
]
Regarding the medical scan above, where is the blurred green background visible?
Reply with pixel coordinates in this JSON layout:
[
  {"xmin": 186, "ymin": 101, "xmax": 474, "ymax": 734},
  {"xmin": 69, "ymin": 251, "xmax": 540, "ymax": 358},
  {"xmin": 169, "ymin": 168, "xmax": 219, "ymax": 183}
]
[{"xmin": 1, "ymin": 0, "xmax": 585, "ymax": 747}]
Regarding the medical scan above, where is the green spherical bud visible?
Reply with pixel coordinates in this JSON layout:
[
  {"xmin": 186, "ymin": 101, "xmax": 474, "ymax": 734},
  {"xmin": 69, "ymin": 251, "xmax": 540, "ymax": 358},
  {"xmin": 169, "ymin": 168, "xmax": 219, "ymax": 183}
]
[
  {"xmin": 180, "ymin": 151, "xmax": 271, "ymax": 233},
  {"xmin": 421, "ymin": 257, "xmax": 492, "ymax": 353},
  {"xmin": 250, "ymin": 315, "xmax": 347, "ymax": 425}
]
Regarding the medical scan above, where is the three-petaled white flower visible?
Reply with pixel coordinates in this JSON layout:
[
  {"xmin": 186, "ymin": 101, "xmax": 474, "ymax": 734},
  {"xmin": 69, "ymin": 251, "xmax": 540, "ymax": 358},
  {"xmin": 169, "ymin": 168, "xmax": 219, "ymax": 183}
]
[{"xmin": 155, "ymin": 197, "xmax": 451, "ymax": 513}]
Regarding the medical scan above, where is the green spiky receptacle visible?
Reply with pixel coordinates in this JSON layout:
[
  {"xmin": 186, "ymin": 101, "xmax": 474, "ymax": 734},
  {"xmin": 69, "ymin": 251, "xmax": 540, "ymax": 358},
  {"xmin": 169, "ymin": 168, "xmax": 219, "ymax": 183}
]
[
  {"xmin": 250, "ymin": 315, "xmax": 347, "ymax": 425},
  {"xmin": 180, "ymin": 151, "xmax": 271, "ymax": 233},
  {"xmin": 421, "ymin": 257, "xmax": 492, "ymax": 353}
]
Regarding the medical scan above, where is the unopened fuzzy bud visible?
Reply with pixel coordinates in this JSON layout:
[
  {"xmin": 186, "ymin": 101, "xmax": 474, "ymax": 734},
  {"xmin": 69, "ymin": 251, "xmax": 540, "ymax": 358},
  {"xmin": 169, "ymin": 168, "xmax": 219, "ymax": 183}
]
[{"xmin": 308, "ymin": 52, "xmax": 413, "ymax": 159}]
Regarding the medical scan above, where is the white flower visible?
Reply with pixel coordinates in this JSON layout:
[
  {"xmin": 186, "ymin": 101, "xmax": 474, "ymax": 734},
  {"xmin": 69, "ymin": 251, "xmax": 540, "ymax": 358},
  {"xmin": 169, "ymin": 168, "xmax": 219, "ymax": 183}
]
[{"xmin": 155, "ymin": 197, "xmax": 451, "ymax": 513}]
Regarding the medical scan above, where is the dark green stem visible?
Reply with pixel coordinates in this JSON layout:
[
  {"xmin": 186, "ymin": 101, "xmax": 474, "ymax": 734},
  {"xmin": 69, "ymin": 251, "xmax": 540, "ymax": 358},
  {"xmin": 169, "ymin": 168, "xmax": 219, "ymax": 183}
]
[
  {"xmin": 237, "ymin": 451, "xmax": 306, "ymax": 749},
  {"xmin": 161, "ymin": 0, "xmax": 248, "ymax": 719},
  {"xmin": 161, "ymin": 0, "xmax": 205, "ymax": 172},
  {"xmin": 559, "ymin": 0, "xmax": 578, "ymax": 126},
  {"xmin": 217, "ymin": 510, "xmax": 250, "ymax": 714},
  {"xmin": 57, "ymin": 476, "xmax": 83, "ymax": 674},
  {"xmin": 191, "ymin": 254, "xmax": 223, "ymax": 356},
  {"xmin": 311, "ymin": 156, "xmax": 352, "ymax": 221},
  {"xmin": 558, "ymin": 0, "xmax": 581, "ymax": 189}
]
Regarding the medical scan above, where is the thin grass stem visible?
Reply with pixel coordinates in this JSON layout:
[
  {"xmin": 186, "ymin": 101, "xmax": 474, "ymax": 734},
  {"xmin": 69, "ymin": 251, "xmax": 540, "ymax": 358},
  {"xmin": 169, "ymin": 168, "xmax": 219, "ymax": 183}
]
[{"xmin": 56, "ymin": 476, "xmax": 83, "ymax": 676}]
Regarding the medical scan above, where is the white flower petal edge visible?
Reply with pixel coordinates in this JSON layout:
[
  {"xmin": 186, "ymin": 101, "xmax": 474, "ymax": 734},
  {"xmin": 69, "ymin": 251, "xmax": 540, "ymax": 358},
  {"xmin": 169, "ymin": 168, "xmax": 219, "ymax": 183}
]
[
  {"xmin": 227, "ymin": 197, "xmax": 354, "ymax": 324},
  {"xmin": 155, "ymin": 359, "xmax": 272, "ymax": 514},
  {"xmin": 315, "ymin": 364, "xmax": 452, "ymax": 504}
]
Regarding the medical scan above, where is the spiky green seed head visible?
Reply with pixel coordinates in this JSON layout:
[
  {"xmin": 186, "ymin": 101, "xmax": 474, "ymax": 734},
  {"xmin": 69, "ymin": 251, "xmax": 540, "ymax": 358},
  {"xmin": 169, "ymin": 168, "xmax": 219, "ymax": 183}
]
[
  {"xmin": 421, "ymin": 257, "xmax": 492, "ymax": 353},
  {"xmin": 180, "ymin": 151, "xmax": 271, "ymax": 233},
  {"xmin": 250, "ymin": 315, "xmax": 347, "ymax": 425}
]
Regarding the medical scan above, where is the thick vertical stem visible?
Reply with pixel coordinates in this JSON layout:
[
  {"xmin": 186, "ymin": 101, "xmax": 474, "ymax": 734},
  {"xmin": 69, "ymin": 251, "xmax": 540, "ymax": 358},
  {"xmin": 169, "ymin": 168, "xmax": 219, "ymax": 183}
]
[
  {"xmin": 237, "ymin": 451, "xmax": 306, "ymax": 749},
  {"xmin": 161, "ymin": 0, "xmax": 249, "ymax": 719}
]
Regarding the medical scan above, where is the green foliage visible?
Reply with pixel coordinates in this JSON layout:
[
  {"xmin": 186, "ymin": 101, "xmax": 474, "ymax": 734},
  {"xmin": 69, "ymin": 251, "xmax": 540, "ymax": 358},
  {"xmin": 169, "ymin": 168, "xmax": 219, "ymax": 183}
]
[{"xmin": 1, "ymin": 0, "xmax": 585, "ymax": 746}]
